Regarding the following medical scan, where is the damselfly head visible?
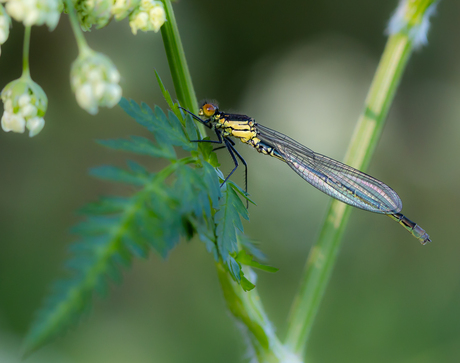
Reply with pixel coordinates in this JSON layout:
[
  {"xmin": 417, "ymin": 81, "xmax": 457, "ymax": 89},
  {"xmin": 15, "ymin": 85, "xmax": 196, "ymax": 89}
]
[{"xmin": 199, "ymin": 103, "xmax": 218, "ymax": 118}]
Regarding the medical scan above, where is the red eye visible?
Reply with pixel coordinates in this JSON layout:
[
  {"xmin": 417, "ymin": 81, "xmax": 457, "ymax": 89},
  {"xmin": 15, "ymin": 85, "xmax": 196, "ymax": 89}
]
[{"xmin": 201, "ymin": 103, "xmax": 217, "ymax": 117}]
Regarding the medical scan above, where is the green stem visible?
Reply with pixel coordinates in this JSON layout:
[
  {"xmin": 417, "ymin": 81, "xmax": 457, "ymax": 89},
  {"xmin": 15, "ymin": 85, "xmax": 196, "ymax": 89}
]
[
  {"xmin": 21, "ymin": 26, "xmax": 31, "ymax": 78},
  {"xmin": 159, "ymin": 2, "xmax": 284, "ymax": 360},
  {"xmin": 285, "ymin": 32, "xmax": 414, "ymax": 356},
  {"xmin": 217, "ymin": 264, "xmax": 300, "ymax": 363},
  {"xmin": 159, "ymin": 0, "xmax": 205, "ymax": 137},
  {"xmin": 64, "ymin": 0, "xmax": 89, "ymax": 54}
]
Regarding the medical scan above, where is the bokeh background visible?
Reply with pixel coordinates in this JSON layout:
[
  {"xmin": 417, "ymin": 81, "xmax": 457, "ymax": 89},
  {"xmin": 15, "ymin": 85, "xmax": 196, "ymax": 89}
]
[{"xmin": 1, "ymin": 1, "xmax": 459, "ymax": 362}]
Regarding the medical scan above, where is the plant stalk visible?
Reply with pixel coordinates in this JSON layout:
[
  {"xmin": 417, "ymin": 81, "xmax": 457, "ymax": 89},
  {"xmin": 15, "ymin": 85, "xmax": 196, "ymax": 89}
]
[
  {"xmin": 159, "ymin": 2, "xmax": 284, "ymax": 360},
  {"xmin": 21, "ymin": 26, "xmax": 31, "ymax": 78},
  {"xmin": 159, "ymin": 0, "xmax": 205, "ymax": 136},
  {"xmin": 285, "ymin": 18, "xmax": 433, "ymax": 357},
  {"xmin": 64, "ymin": 0, "xmax": 89, "ymax": 53}
]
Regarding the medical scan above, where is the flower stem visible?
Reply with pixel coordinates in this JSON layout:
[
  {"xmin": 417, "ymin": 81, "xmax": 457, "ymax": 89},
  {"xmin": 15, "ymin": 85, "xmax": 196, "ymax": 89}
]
[
  {"xmin": 21, "ymin": 26, "xmax": 31, "ymax": 78},
  {"xmin": 64, "ymin": 0, "xmax": 89, "ymax": 54},
  {"xmin": 285, "ymin": 1, "xmax": 437, "ymax": 355}
]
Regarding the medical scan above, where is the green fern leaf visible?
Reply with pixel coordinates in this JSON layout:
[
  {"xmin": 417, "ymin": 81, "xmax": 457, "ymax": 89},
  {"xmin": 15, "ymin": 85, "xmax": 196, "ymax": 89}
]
[
  {"xmin": 235, "ymin": 250, "xmax": 278, "ymax": 273},
  {"xmin": 24, "ymin": 96, "xmax": 260, "ymax": 355},
  {"xmin": 89, "ymin": 165, "xmax": 149, "ymax": 185},
  {"xmin": 78, "ymin": 197, "xmax": 131, "ymax": 215},
  {"xmin": 97, "ymin": 136, "xmax": 176, "ymax": 160}
]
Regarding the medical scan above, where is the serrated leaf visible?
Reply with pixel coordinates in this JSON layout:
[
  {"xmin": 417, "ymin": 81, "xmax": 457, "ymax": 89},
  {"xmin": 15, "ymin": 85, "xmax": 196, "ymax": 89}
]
[
  {"xmin": 155, "ymin": 71, "xmax": 174, "ymax": 110},
  {"xmin": 173, "ymin": 165, "xmax": 208, "ymax": 218},
  {"xmin": 237, "ymin": 230, "xmax": 266, "ymax": 261},
  {"xmin": 228, "ymin": 181, "xmax": 256, "ymax": 207},
  {"xmin": 240, "ymin": 276, "xmax": 256, "ymax": 292},
  {"xmin": 227, "ymin": 256, "xmax": 241, "ymax": 283},
  {"xmin": 195, "ymin": 220, "xmax": 218, "ymax": 261},
  {"xmin": 228, "ymin": 186, "xmax": 246, "ymax": 230},
  {"xmin": 215, "ymin": 186, "xmax": 241, "ymax": 262},
  {"xmin": 118, "ymin": 98, "xmax": 135, "ymax": 117},
  {"xmin": 123, "ymin": 231, "xmax": 149, "ymax": 259},
  {"xmin": 199, "ymin": 139, "xmax": 219, "ymax": 167},
  {"xmin": 118, "ymin": 98, "xmax": 143, "ymax": 120},
  {"xmin": 78, "ymin": 197, "xmax": 131, "ymax": 215},
  {"xmin": 97, "ymin": 136, "xmax": 176, "ymax": 160},
  {"xmin": 235, "ymin": 250, "xmax": 278, "ymax": 273},
  {"xmin": 184, "ymin": 114, "xmax": 198, "ymax": 143},
  {"xmin": 89, "ymin": 166, "xmax": 148, "ymax": 186},
  {"xmin": 25, "ymin": 97, "xmax": 259, "ymax": 355},
  {"xmin": 23, "ymin": 233, "xmax": 124, "ymax": 355},
  {"xmin": 202, "ymin": 161, "xmax": 221, "ymax": 209},
  {"xmin": 71, "ymin": 216, "xmax": 120, "ymax": 236}
]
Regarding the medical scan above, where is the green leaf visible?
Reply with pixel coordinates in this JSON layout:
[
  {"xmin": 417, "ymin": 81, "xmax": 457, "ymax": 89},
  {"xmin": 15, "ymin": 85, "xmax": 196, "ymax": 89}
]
[
  {"xmin": 235, "ymin": 250, "xmax": 278, "ymax": 273},
  {"xmin": 118, "ymin": 98, "xmax": 142, "ymax": 120},
  {"xmin": 240, "ymin": 276, "xmax": 256, "ymax": 292},
  {"xmin": 155, "ymin": 70, "xmax": 175, "ymax": 110},
  {"xmin": 215, "ymin": 186, "xmax": 242, "ymax": 262},
  {"xmin": 24, "ymin": 95, "xmax": 256, "ymax": 355},
  {"xmin": 202, "ymin": 161, "xmax": 221, "ymax": 209},
  {"xmin": 184, "ymin": 114, "xmax": 198, "ymax": 143},
  {"xmin": 78, "ymin": 197, "xmax": 131, "ymax": 215},
  {"xmin": 226, "ymin": 256, "xmax": 241, "ymax": 282},
  {"xmin": 97, "ymin": 136, "xmax": 176, "ymax": 160},
  {"xmin": 89, "ymin": 165, "xmax": 148, "ymax": 186},
  {"xmin": 23, "ymin": 233, "xmax": 124, "ymax": 355},
  {"xmin": 228, "ymin": 180, "xmax": 256, "ymax": 207},
  {"xmin": 71, "ymin": 216, "xmax": 120, "ymax": 236},
  {"xmin": 237, "ymin": 231, "xmax": 266, "ymax": 262},
  {"xmin": 195, "ymin": 220, "xmax": 218, "ymax": 260},
  {"xmin": 225, "ymin": 256, "xmax": 255, "ymax": 291}
]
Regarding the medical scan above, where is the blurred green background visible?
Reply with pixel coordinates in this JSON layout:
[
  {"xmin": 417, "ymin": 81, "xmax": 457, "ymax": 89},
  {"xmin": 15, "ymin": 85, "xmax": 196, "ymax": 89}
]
[{"xmin": 1, "ymin": 1, "xmax": 459, "ymax": 362}]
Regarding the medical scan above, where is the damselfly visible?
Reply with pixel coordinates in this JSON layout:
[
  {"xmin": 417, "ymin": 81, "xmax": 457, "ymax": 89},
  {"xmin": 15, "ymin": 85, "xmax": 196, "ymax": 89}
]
[{"xmin": 182, "ymin": 102, "xmax": 431, "ymax": 245}]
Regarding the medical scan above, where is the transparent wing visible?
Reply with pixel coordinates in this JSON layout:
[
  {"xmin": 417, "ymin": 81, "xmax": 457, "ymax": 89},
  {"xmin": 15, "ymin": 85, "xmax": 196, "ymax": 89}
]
[{"xmin": 256, "ymin": 124, "xmax": 402, "ymax": 214}]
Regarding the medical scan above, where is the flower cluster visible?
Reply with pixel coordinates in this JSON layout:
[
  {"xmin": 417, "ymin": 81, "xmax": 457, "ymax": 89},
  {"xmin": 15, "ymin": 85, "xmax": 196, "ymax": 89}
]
[
  {"xmin": 129, "ymin": 0, "xmax": 165, "ymax": 35},
  {"xmin": 0, "ymin": 4, "xmax": 11, "ymax": 56},
  {"xmin": 70, "ymin": 50, "xmax": 122, "ymax": 115},
  {"xmin": 74, "ymin": 0, "xmax": 165, "ymax": 33},
  {"xmin": 112, "ymin": 0, "xmax": 139, "ymax": 20},
  {"xmin": 1, "ymin": 78, "xmax": 47, "ymax": 137},
  {"xmin": 3, "ymin": 0, "xmax": 61, "ymax": 30},
  {"xmin": 74, "ymin": 0, "xmax": 112, "ymax": 31}
]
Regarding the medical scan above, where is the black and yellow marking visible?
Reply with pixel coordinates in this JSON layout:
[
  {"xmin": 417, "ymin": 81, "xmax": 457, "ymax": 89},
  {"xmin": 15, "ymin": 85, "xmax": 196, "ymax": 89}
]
[{"xmin": 181, "ymin": 102, "xmax": 431, "ymax": 245}]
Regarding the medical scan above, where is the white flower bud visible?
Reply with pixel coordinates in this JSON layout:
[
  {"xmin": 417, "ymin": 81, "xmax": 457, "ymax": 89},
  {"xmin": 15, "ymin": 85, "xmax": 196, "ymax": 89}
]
[
  {"xmin": 4, "ymin": 98, "xmax": 13, "ymax": 112},
  {"xmin": 105, "ymin": 84, "xmax": 122, "ymax": 107},
  {"xmin": 108, "ymin": 68, "xmax": 120, "ymax": 84},
  {"xmin": 71, "ymin": 51, "xmax": 122, "ymax": 114},
  {"xmin": 93, "ymin": 81, "xmax": 106, "ymax": 99},
  {"xmin": 75, "ymin": 83, "xmax": 97, "ymax": 115},
  {"xmin": 112, "ymin": 0, "xmax": 140, "ymax": 20},
  {"xmin": 149, "ymin": 6, "xmax": 165, "ymax": 32},
  {"xmin": 18, "ymin": 94, "xmax": 31, "ymax": 106},
  {"xmin": 1, "ymin": 77, "xmax": 48, "ymax": 136},
  {"xmin": 4, "ymin": 0, "xmax": 61, "ymax": 30},
  {"xmin": 129, "ymin": 0, "xmax": 165, "ymax": 35},
  {"xmin": 75, "ymin": 0, "xmax": 112, "ymax": 31},
  {"xmin": 0, "ymin": 4, "xmax": 11, "ymax": 56},
  {"xmin": 2, "ymin": 112, "xmax": 26, "ymax": 133},
  {"xmin": 21, "ymin": 103, "xmax": 38, "ymax": 118},
  {"xmin": 26, "ymin": 116, "xmax": 45, "ymax": 137}
]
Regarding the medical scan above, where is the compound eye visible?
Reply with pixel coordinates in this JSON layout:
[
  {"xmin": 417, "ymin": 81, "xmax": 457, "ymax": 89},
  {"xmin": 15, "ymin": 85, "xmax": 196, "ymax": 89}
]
[{"xmin": 201, "ymin": 103, "xmax": 217, "ymax": 117}]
